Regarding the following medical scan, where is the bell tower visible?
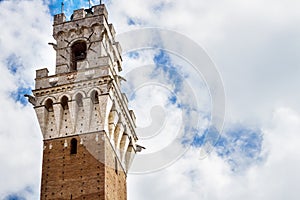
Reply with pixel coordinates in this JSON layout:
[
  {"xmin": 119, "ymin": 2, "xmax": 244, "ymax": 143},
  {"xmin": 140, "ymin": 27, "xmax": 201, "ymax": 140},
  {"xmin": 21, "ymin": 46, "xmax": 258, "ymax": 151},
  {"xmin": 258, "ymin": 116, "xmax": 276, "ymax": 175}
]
[{"xmin": 31, "ymin": 4, "xmax": 138, "ymax": 200}]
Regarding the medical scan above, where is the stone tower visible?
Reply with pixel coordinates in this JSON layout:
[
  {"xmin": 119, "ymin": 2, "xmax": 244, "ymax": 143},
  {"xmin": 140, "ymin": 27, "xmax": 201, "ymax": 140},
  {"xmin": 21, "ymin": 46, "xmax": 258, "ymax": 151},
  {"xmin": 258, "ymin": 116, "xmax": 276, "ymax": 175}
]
[{"xmin": 30, "ymin": 4, "xmax": 138, "ymax": 200}]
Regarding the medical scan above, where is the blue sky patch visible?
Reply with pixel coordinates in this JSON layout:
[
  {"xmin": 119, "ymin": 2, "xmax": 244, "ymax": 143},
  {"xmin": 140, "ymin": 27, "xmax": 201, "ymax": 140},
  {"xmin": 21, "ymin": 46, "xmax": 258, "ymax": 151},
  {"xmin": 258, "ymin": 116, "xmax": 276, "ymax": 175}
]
[
  {"xmin": 127, "ymin": 18, "xmax": 136, "ymax": 25},
  {"xmin": 4, "ymin": 194, "xmax": 26, "ymax": 200},
  {"xmin": 127, "ymin": 51, "xmax": 140, "ymax": 59},
  {"xmin": 168, "ymin": 94, "xmax": 177, "ymax": 104},
  {"xmin": 152, "ymin": 50, "xmax": 184, "ymax": 93},
  {"xmin": 46, "ymin": 0, "xmax": 109, "ymax": 19},
  {"xmin": 154, "ymin": 50, "xmax": 169, "ymax": 66},
  {"xmin": 6, "ymin": 54, "xmax": 23, "ymax": 75},
  {"xmin": 215, "ymin": 126, "xmax": 263, "ymax": 172},
  {"xmin": 47, "ymin": 0, "xmax": 91, "ymax": 19},
  {"xmin": 10, "ymin": 87, "xmax": 32, "ymax": 106},
  {"xmin": 191, "ymin": 126, "xmax": 220, "ymax": 147},
  {"xmin": 152, "ymin": 2, "xmax": 170, "ymax": 13},
  {"xmin": 127, "ymin": 17, "xmax": 144, "ymax": 26},
  {"xmin": 3, "ymin": 186, "xmax": 34, "ymax": 200},
  {"xmin": 190, "ymin": 125, "xmax": 263, "ymax": 172},
  {"xmin": 47, "ymin": 0, "xmax": 60, "ymax": 16}
]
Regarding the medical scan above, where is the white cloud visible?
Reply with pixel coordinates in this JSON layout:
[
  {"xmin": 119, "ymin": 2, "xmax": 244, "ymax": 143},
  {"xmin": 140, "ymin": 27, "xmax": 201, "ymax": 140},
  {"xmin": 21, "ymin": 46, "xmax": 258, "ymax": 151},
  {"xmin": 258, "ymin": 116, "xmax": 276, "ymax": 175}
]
[
  {"xmin": 129, "ymin": 107, "xmax": 300, "ymax": 200},
  {"xmin": 106, "ymin": 0, "xmax": 300, "ymax": 199},
  {"xmin": 108, "ymin": 0, "xmax": 300, "ymax": 124},
  {"xmin": 0, "ymin": 0, "xmax": 54, "ymax": 199}
]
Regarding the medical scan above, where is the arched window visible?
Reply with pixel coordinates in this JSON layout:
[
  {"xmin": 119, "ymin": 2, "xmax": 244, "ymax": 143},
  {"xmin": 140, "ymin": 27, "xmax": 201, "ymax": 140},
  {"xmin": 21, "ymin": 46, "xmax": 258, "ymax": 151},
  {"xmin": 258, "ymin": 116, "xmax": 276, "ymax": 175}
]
[
  {"xmin": 71, "ymin": 41, "xmax": 87, "ymax": 71},
  {"xmin": 70, "ymin": 138, "xmax": 77, "ymax": 154},
  {"xmin": 75, "ymin": 93, "xmax": 83, "ymax": 107},
  {"xmin": 45, "ymin": 99, "xmax": 54, "ymax": 112},
  {"xmin": 91, "ymin": 91, "xmax": 99, "ymax": 104},
  {"xmin": 61, "ymin": 96, "xmax": 69, "ymax": 110}
]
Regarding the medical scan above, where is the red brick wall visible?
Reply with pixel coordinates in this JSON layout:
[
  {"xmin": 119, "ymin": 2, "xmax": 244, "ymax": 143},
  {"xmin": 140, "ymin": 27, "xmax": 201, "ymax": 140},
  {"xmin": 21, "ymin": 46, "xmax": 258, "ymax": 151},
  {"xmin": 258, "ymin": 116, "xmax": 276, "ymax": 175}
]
[
  {"xmin": 105, "ymin": 138, "xmax": 127, "ymax": 200},
  {"xmin": 40, "ymin": 133, "xmax": 127, "ymax": 200}
]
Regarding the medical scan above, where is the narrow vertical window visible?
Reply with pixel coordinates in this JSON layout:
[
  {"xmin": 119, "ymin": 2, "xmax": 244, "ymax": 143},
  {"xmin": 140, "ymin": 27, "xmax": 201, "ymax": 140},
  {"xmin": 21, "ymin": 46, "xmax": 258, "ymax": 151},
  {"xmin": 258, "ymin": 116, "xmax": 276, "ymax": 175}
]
[
  {"xmin": 91, "ymin": 91, "xmax": 99, "ymax": 104},
  {"xmin": 115, "ymin": 157, "xmax": 118, "ymax": 174},
  {"xmin": 61, "ymin": 96, "xmax": 69, "ymax": 110},
  {"xmin": 45, "ymin": 99, "xmax": 54, "ymax": 112},
  {"xmin": 70, "ymin": 138, "xmax": 77, "ymax": 154},
  {"xmin": 71, "ymin": 41, "xmax": 87, "ymax": 71},
  {"xmin": 75, "ymin": 93, "xmax": 83, "ymax": 107}
]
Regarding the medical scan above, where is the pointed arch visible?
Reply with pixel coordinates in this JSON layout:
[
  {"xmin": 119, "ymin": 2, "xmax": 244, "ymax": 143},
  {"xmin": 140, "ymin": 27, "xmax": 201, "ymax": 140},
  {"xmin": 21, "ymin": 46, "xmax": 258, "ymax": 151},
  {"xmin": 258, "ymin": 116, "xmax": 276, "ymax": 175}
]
[
  {"xmin": 56, "ymin": 30, "xmax": 67, "ymax": 38},
  {"xmin": 75, "ymin": 93, "xmax": 84, "ymax": 107},
  {"xmin": 70, "ymin": 40, "xmax": 87, "ymax": 71},
  {"xmin": 88, "ymin": 88, "xmax": 101, "ymax": 104},
  {"xmin": 87, "ymin": 88, "xmax": 101, "ymax": 96},
  {"xmin": 61, "ymin": 96, "xmax": 69, "ymax": 110},
  {"xmin": 72, "ymin": 91, "xmax": 87, "ymax": 100},
  {"xmin": 57, "ymin": 94, "xmax": 72, "ymax": 102},
  {"xmin": 45, "ymin": 99, "xmax": 54, "ymax": 112},
  {"xmin": 91, "ymin": 90, "xmax": 99, "ymax": 104},
  {"xmin": 41, "ymin": 96, "xmax": 56, "ymax": 106}
]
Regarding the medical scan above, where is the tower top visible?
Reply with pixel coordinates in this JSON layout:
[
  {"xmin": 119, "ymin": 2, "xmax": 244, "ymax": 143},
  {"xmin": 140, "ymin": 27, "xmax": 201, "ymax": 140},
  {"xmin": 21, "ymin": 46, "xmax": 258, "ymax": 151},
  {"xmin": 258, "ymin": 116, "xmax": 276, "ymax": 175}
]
[
  {"xmin": 34, "ymin": 2, "xmax": 137, "ymax": 145},
  {"xmin": 54, "ymin": 4, "xmax": 108, "ymax": 25}
]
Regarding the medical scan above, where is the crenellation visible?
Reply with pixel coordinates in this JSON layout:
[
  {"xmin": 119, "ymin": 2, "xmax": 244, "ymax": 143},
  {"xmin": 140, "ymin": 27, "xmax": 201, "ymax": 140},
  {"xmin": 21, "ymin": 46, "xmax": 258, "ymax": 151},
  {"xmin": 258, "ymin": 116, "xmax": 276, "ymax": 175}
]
[
  {"xmin": 55, "ymin": 64, "xmax": 69, "ymax": 74},
  {"xmin": 108, "ymin": 24, "xmax": 116, "ymax": 39},
  {"xmin": 53, "ymin": 15, "xmax": 106, "ymax": 40},
  {"xmin": 129, "ymin": 110, "xmax": 136, "ymax": 127},
  {"xmin": 72, "ymin": 8, "xmax": 86, "ymax": 20},
  {"xmin": 53, "ymin": 13, "xmax": 66, "ymax": 25},
  {"xmin": 114, "ymin": 42, "xmax": 122, "ymax": 55},
  {"xmin": 36, "ymin": 68, "xmax": 49, "ymax": 79},
  {"xmin": 35, "ymin": 68, "xmax": 111, "ymax": 90},
  {"xmin": 93, "ymin": 4, "xmax": 108, "ymax": 19}
]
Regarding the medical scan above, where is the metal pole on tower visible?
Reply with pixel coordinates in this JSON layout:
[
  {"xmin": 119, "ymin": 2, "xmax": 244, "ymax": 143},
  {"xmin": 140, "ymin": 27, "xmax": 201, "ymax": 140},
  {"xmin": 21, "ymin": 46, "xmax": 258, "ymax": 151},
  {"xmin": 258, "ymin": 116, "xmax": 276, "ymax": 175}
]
[
  {"xmin": 61, "ymin": 1, "xmax": 64, "ymax": 13},
  {"xmin": 89, "ymin": 0, "xmax": 91, "ymax": 8}
]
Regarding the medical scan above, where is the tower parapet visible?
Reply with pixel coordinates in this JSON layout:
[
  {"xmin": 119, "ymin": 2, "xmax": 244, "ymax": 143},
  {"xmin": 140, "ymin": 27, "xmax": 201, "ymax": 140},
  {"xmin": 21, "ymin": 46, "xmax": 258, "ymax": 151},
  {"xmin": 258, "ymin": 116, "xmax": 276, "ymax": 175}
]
[{"xmin": 51, "ymin": 4, "xmax": 122, "ymax": 75}]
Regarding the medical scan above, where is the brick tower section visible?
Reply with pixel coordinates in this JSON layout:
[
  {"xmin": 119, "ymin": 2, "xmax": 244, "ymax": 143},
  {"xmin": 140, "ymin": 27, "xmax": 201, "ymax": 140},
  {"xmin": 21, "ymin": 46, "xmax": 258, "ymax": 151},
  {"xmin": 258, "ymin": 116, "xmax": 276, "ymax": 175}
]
[{"xmin": 30, "ymin": 4, "xmax": 138, "ymax": 200}]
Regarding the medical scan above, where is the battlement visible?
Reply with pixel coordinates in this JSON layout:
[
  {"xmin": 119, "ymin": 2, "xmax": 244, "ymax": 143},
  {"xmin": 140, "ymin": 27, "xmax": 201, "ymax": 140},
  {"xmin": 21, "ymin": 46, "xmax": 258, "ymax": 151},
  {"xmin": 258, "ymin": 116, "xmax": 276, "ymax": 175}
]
[
  {"xmin": 34, "ymin": 63, "xmax": 110, "ymax": 90},
  {"xmin": 54, "ymin": 4, "xmax": 108, "ymax": 25},
  {"xmin": 50, "ymin": 3, "xmax": 122, "ymax": 77}
]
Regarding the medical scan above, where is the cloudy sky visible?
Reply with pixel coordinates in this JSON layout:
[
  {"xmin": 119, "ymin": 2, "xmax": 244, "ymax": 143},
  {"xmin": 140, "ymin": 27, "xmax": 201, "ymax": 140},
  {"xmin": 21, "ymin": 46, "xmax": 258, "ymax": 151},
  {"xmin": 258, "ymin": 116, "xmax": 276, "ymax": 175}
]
[{"xmin": 0, "ymin": 0, "xmax": 300, "ymax": 199}]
